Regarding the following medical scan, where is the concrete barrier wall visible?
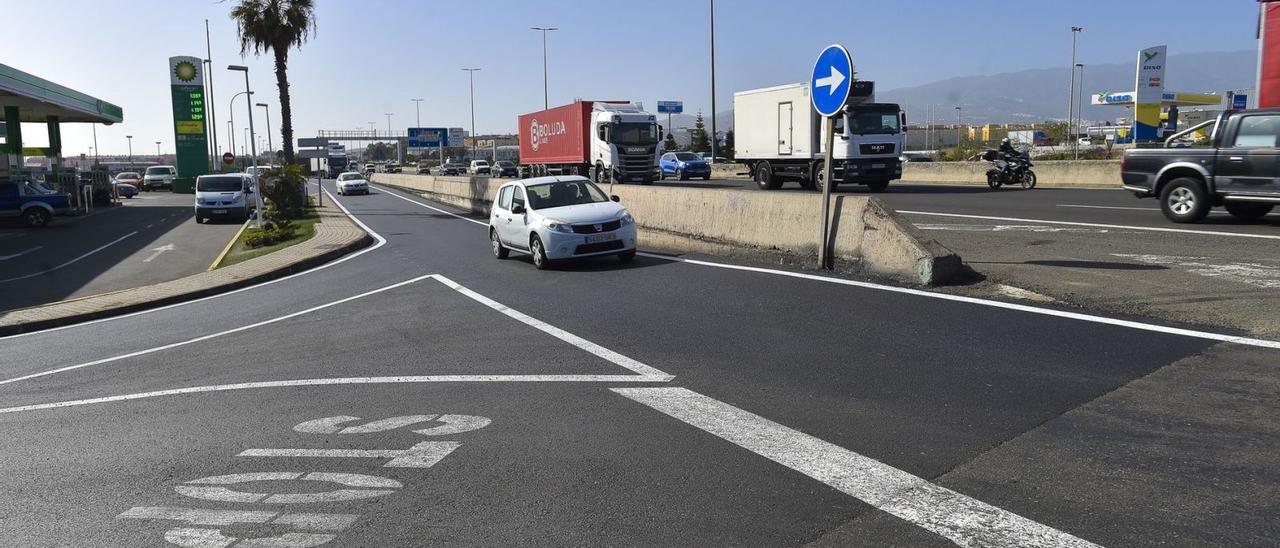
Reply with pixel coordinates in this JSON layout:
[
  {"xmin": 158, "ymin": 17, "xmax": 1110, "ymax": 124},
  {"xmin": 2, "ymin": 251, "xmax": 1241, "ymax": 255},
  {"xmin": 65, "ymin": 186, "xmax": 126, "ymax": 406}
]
[
  {"xmin": 373, "ymin": 173, "xmax": 960, "ymax": 285},
  {"xmin": 901, "ymin": 160, "xmax": 1120, "ymax": 187},
  {"xmin": 714, "ymin": 160, "xmax": 1121, "ymax": 188}
]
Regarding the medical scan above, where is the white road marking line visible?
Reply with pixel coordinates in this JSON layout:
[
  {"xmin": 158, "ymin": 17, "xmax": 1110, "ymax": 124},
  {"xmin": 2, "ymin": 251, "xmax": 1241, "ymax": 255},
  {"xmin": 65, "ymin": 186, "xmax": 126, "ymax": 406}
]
[
  {"xmin": 239, "ymin": 441, "xmax": 461, "ymax": 468},
  {"xmin": 1057, "ymin": 204, "xmax": 1156, "ymax": 212},
  {"xmin": 0, "ymin": 273, "xmax": 436, "ymax": 386},
  {"xmin": 636, "ymin": 252, "xmax": 1280, "ymax": 350},
  {"xmin": 433, "ymin": 273, "xmax": 672, "ymax": 377},
  {"xmin": 120, "ymin": 506, "xmax": 359, "ymax": 530},
  {"xmin": 899, "ymin": 210, "xmax": 1280, "ymax": 240},
  {"xmin": 614, "ymin": 387, "xmax": 1099, "ymax": 548},
  {"xmin": 0, "ymin": 231, "xmax": 137, "ymax": 284},
  {"xmin": 0, "ymin": 245, "xmax": 44, "ymax": 261},
  {"xmin": 0, "ymin": 375, "xmax": 671, "ymax": 415},
  {"xmin": 915, "ymin": 223, "xmax": 1112, "ymax": 234},
  {"xmin": 143, "ymin": 243, "xmax": 175, "ymax": 263},
  {"xmin": 372, "ymin": 185, "xmax": 1280, "ymax": 350},
  {"xmin": 177, "ymin": 472, "xmax": 400, "ymax": 504},
  {"xmin": 0, "ymin": 186, "xmax": 387, "ymax": 341},
  {"xmin": 371, "ymin": 183, "xmax": 488, "ymax": 226}
]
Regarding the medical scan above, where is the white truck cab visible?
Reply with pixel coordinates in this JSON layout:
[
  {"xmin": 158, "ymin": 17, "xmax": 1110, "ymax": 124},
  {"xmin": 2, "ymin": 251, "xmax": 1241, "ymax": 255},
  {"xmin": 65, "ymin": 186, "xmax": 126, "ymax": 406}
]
[{"xmin": 590, "ymin": 103, "xmax": 661, "ymax": 185}]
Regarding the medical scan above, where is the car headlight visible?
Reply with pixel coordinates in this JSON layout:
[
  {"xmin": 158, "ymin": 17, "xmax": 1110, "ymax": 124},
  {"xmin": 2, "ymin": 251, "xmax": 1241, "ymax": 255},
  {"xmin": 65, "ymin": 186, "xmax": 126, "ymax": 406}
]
[
  {"xmin": 619, "ymin": 212, "xmax": 634, "ymax": 226},
  {"xmin": 542, "ymin": 218, "xmax": 573, "ymax": 233}
]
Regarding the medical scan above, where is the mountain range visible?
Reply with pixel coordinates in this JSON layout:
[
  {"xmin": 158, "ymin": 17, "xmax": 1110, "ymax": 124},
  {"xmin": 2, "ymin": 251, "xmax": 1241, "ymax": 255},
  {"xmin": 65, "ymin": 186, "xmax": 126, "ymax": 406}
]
[{"xmin": 668, "ymin": 49, "xmax": 1257, "ymax": 130}]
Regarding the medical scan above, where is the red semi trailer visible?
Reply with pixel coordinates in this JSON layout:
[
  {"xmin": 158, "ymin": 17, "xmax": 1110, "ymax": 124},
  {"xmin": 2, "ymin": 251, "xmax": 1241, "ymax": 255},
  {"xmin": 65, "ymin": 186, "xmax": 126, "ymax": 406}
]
[{"xmin": 518, "ymin": 100, "xmax": 661, "ymax": 184}]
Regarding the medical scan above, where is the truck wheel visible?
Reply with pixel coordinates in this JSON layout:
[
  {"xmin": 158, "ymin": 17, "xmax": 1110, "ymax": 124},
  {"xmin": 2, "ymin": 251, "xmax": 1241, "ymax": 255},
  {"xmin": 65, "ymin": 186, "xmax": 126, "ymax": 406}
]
[
  {"xmin": 1224, "ymin": 202, "xmax": 1274, "ymax": 221},
  {"xmin": 1159, "ymin": 177, "xmax": 1210, "ymax": 223},
  {"xmin": 866, "ymin": 180, "xmax": 890, "ymax": 193},
  {"xmin": 754, "ymin": 162, "xmax": 780, "ymax": 190},
  {"xmin": 595, "ymin": 164, "xmax": 608, "ymax": 185},
  {"xmin": 813, "ymin": 161, "xmax": 828, "ymax": 192},
  {"xmin": 23, "ymin": 208, "xmax": 51, "ymax": 227}
]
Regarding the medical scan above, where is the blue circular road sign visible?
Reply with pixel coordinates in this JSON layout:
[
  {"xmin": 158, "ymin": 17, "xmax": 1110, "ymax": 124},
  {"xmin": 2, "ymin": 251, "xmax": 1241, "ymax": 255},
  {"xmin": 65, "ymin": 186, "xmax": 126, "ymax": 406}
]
[{"xmin": 811, "ymin": 44, "xmax": 853, "ymax": 117}]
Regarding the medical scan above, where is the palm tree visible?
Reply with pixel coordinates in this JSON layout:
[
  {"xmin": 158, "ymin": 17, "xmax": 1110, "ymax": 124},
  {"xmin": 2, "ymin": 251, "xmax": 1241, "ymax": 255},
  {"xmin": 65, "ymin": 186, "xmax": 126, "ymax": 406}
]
[{"xmin": 230, "ymin": 0, "xmax": 315, "ymax": 165}]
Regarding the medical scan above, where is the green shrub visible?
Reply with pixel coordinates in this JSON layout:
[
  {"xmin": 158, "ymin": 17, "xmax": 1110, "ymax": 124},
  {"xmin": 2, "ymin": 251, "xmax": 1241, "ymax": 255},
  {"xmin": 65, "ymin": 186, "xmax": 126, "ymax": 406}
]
[
  {"xmin": 241, "ymin": 223, "xmax": 299, "ymax": 249},
  {"xmin": 262, "ymin": 164, "xmax": 308, "ymax": 219}
]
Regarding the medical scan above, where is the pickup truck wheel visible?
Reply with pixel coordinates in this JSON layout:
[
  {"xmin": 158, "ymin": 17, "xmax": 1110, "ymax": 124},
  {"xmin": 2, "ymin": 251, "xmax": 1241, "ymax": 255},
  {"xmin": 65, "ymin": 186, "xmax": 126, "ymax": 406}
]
[
  {"xmin": 23, "ymin": 208, "xmax": 51, "ymax": 227},
  {"xmin": 1159, "ymin": 177, "xmax": 1210, "ymax": 223},
  {"xmin": 754, "ymin": 162, "xmax": 780, "ymax": 190},
  {"xmin": 1224, "ymin": 202, "xmax": 1274, "ymax": 221}
]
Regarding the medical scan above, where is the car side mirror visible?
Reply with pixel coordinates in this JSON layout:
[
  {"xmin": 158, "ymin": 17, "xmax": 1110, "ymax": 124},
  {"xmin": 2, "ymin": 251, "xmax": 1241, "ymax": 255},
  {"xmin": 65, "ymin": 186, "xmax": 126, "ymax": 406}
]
[
  {"xmin": 512, "ymin": 204, "xmax": 526, "ymax": 214},
  {"xmin": 610, "ymin": 195, "xmax": 620, "ymax": 202}
]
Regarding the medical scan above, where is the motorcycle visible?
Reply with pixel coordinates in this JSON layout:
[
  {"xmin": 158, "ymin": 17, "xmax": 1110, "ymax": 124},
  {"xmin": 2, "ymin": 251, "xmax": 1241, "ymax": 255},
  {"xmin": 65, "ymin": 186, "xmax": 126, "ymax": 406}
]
[{"xmin": 980, "ymin": 149, "xmax": 1037, "ymax": 189}]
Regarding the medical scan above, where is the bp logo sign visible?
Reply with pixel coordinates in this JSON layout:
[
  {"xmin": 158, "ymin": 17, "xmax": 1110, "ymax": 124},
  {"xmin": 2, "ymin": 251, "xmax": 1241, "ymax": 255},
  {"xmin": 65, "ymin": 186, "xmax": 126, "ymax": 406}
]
[{"xmin": 173, "ymin": 60, "xmax": 199, "ymax": 83}]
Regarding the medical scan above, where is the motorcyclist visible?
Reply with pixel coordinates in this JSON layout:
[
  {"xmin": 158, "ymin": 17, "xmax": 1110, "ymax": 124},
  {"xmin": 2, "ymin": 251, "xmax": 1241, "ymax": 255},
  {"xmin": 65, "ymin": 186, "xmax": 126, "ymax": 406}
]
[{"xmin": 998, "ymin": 138, "xmax": 1021, "ymax": 159}]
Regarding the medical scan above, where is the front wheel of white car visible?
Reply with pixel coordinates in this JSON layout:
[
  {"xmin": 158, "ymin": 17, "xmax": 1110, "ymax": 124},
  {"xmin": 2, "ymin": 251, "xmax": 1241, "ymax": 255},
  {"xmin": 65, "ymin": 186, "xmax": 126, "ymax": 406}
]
[
  {"xmin": 530, "ymin": 235, "xmax": 550, "ymax": 270},
  {"xmin": 491, "ymin": 229, "xmax": 509, "ymax": 259}
]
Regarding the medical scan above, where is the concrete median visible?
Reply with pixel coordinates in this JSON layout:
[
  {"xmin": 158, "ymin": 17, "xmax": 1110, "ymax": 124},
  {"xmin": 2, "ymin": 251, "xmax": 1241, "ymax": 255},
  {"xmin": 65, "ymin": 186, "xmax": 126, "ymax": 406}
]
[
  {"xmin": 900, "ymin": 160, "xmax": 1120, "ymax": 187},
  {"xmin": 374, "ymin": 173, "xmax": 961, "ymax": 285}
]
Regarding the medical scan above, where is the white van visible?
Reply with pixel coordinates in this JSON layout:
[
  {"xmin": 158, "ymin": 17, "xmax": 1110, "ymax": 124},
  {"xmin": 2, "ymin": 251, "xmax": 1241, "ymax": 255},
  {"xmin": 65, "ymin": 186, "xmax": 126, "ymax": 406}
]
[
  {"xmin": 194, "ymin": 174, "xmax": 254, "ymax": 224},
  {"xmin": 143, "ymin": 165, "xmax": 177, "ymax": 190}
]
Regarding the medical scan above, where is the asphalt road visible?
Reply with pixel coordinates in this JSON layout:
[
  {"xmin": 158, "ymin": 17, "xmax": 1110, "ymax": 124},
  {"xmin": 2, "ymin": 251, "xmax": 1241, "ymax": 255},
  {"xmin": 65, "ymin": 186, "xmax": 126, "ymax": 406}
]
[
  {"xmin": 0, "ymin": 192, "xmax": 241, "ymax": 312},
  {"xmin": 1, "ymin": 181, "xmax": 1277, "ymax": 546},
  {"xmin": 648, "ymin": 177, "xmax": 1280, "ymax": 338}
]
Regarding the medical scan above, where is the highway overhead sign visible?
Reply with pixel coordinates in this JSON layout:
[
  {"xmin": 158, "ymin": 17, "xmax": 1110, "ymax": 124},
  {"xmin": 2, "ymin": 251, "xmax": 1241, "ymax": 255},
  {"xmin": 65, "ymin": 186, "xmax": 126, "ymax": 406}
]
[
  {"xmin": 657, "ymin": 101, "xmax": 683, "ymax": 114},
  {"xmin": 811, "ymin": 44, "xmax": 852, "ymax": 117},
  {"xmin": 297, "ymin": 137, "xmax": 330, "ymax": 148},
  {"xmin": 408, "ymin": 127, "xmax": 449, "ymax": 148}
]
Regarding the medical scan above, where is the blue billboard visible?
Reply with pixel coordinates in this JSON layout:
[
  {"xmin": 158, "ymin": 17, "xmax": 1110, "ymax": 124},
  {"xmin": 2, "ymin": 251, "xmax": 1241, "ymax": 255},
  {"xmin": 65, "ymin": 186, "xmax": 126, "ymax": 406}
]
[
  {"xmin": 408, "ymin": 127, "xmax": 449, "ymax": 148},
  {"xmin": 1233, "ymin": 94, "xmax": 1249, "ymax": 110},
  {"xmin": 656, "ymin": 101, "xmax": 683, "ymax": 114}
]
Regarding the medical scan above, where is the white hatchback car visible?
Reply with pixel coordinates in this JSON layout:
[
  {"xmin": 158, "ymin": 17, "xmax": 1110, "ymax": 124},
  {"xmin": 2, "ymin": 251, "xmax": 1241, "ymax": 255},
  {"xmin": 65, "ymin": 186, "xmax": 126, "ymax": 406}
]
[
  {"xmin": 489, "ymin": 176, "xmax": 636, "ymax": 269},
  {"xmin": 335, "ymin": 172, "xmax": 369, "ymax": 195}
]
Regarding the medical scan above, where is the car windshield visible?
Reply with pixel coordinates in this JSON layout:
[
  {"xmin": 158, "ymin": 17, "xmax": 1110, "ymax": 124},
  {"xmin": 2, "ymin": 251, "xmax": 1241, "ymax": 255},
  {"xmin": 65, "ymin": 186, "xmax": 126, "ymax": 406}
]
[
  {"xmin": 197, "ymin": 176, "xmax": 244, "ymax": 192},
  {"xmin": 145, "ymin": 167, "xmax": 173, "ymax": 176},
  {"xmin": 497, "ymin": 161, "xmax": 514, "ymax": 167},
  {"xmin": 847, "ymin": 109, "xmax": 901, "ymax": 135},
  {"xmin": 473, "ymin": 161, "xmax": 488, "ymax": 166},
  {"xmin": 609, "ymin": 122, "xmax": 659, "ymax": 145},
  {"xmin": 117, "ymin": 172, "xmax": 141, "ymax": 180},
  {"xmin": 525, "ymin": 180, "xmax": 609, "ymax": 209},
  {"xmin": 338, "ymin": 173, "xmax": 363, "ymax": 181},
  {"xmin": 674, "ymin": 153, "xmax": 701, "ymax": 161}
]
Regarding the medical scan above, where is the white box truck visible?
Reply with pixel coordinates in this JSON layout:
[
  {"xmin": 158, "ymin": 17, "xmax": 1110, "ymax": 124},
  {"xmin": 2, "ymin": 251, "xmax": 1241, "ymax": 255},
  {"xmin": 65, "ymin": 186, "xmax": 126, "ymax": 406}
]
[{"xmin": 734, "ymin": 81, "xmax": 905, "ymax": 192}]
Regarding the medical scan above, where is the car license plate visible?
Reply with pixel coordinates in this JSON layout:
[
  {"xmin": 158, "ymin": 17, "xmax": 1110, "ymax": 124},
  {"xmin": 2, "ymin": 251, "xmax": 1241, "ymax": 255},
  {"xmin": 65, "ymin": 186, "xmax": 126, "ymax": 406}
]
[
  {"xmin": 872, "ymin": 163, "xmax": 886, "ymax": 169},
  {"xmin": 213, "ymin": 209, "xmax": 227, "ymax": 214},
  {"xmin": 585, "ymin": 233, "xmax": 617, "ymax": 244}
]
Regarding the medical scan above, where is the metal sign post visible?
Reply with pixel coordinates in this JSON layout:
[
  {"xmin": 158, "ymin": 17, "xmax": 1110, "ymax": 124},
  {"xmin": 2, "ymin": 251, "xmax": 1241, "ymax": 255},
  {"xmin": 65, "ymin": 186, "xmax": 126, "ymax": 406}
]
[{"xmin": 810, "ymin": 45, "xmax": 853, "ymax": 270}]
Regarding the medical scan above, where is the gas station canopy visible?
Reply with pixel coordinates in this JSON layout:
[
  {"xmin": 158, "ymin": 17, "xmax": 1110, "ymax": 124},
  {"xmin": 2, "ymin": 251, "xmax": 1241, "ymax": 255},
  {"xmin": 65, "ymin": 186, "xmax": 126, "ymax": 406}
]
[
  {"xmin": 1091, "ymin": 90, "xmax": 1222, "ymax": 108},
  {"xmin": 0, "ymin": 63, "xmax": 123, "ymax": 124}
]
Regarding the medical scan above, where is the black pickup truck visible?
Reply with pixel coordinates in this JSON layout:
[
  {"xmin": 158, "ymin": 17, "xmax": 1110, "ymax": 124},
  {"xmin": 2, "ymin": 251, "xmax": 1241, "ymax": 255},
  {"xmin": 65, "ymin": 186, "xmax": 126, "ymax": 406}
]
[{"xmin": 1121, "ymin": 108, "xmax": 1280, "ymax": 223}]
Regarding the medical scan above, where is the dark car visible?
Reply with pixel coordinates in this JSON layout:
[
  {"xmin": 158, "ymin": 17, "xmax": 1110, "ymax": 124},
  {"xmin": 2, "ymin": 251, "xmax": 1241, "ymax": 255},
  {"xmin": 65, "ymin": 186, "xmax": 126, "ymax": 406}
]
[
  {"xmin": 492, "ymin": 161, "xmax": 519, "ymax": 178},
  {"xmin": 440, "ymin": 163, "xmax": 466, "ymax": 176},
  {"xmin": 660, "ymin": 152, "xmax": 712, "ymax": 181},
  {"xmin": 1121, "ymin": 108, "xmax": 1280, "ymax": 223}
]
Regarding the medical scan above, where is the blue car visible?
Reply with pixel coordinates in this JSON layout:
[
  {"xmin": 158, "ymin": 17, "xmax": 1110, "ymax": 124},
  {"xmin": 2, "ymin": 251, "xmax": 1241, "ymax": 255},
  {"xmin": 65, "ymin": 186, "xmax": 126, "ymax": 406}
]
[{"xmin": 659, "ymin": 152, "xmax": 712, "ymax": 181}]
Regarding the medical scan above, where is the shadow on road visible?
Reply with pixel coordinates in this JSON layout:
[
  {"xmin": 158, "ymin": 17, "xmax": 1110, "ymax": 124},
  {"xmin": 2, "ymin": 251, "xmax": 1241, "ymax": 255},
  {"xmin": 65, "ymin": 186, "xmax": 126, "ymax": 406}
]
[{"xmin": 0, "ymin": 204, "xmax": 195, "ymax": 312}]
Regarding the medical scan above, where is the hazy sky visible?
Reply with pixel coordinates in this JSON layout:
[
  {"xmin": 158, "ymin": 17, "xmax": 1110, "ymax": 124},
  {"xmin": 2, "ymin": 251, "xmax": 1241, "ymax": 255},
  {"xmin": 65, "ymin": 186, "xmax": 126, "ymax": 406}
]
[{"xmin": 7, "ymin": 0, "xmax": 1263, "ymax": 155}]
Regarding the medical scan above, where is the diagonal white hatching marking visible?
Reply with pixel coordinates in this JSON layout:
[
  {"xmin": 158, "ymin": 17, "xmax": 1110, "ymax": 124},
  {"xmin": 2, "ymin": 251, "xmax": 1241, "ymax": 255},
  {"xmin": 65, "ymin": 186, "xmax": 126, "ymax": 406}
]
[
  {"xmin": 614, "ymin": 387, "xmax": 1100, "ymax": 548},
  {"xmin": 1113, "ymin": 253, "xmax": 1280, "ymax": 289}
]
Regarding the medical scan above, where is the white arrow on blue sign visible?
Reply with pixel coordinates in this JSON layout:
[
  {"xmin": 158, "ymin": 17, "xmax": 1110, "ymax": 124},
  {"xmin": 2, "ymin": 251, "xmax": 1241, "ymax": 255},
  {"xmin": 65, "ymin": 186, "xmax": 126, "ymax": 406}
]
[{"xmin": 811, "ymin": 44, "xmax": 853, "ymax": 117}]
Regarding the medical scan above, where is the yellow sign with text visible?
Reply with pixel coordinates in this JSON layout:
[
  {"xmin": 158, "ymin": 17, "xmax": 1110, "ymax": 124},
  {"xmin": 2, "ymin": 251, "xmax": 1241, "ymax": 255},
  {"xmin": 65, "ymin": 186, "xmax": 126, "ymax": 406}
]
[{"xmin": 175, "ymin": 120, "xmax": 205, "ymax": 135}]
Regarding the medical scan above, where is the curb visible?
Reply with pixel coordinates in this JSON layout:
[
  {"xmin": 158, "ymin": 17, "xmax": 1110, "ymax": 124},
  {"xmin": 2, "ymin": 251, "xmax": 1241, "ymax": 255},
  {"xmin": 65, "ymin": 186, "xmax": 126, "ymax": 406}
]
[
  {"xmin": 209, "ymin": 220, "xmax": 251, "ymax": 271},
  {"xmin": 0, "ymin": 208, "xmax": 373, "ymax": 337}
]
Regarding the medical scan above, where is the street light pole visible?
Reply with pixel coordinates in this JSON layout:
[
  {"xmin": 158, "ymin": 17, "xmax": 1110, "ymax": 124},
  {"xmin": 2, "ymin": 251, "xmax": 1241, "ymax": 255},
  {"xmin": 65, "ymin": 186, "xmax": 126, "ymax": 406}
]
[
  {"xmin": 709, "ymin": 0, "xmax": 718, "ymax": 160},
  {"xmin": 461, "ymin": 68, "xmax": 481, "ymax": 160},
  {"xmin": 411, "ymin": 98, "xmax": 423, "ymax": 128},
  {"xmin": 1075, "ymin": 63, "xmax": 1086, "ymax": 160},
  {"xmin": 126, "ymin": 135, "xmax": 133, "ymax": 168},
  {"xmin": 1068, "ymin": 26, "xmax": 1082, "ymax": 154},
  {"xmin": 531, "ymin": 27, "xmax": 558, "ymax": 110},
  {"xmin": 256, "ymin": 103, "xmax": 273, "ymax": 163},
  {"xmin": 204, "ymin": 19, "xmax": 220, "ymax": 172},
  {"xmin": 155, "ymin": 141, "xmax": 161, "ymax": 159},
  {"xmin": 954, "ymin": 106, "xmax": 962, "ymax": 148},
  {"xmin": 385, "ymin": 113, "xmax": 394, "ymax": 135},
  {"xmin": 228, "ymin": 64, "xmax": 262, "ymax": 228},
  {"xmin": 229, "ymin": 90, "xmax": 253, "ymax": 168}
]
